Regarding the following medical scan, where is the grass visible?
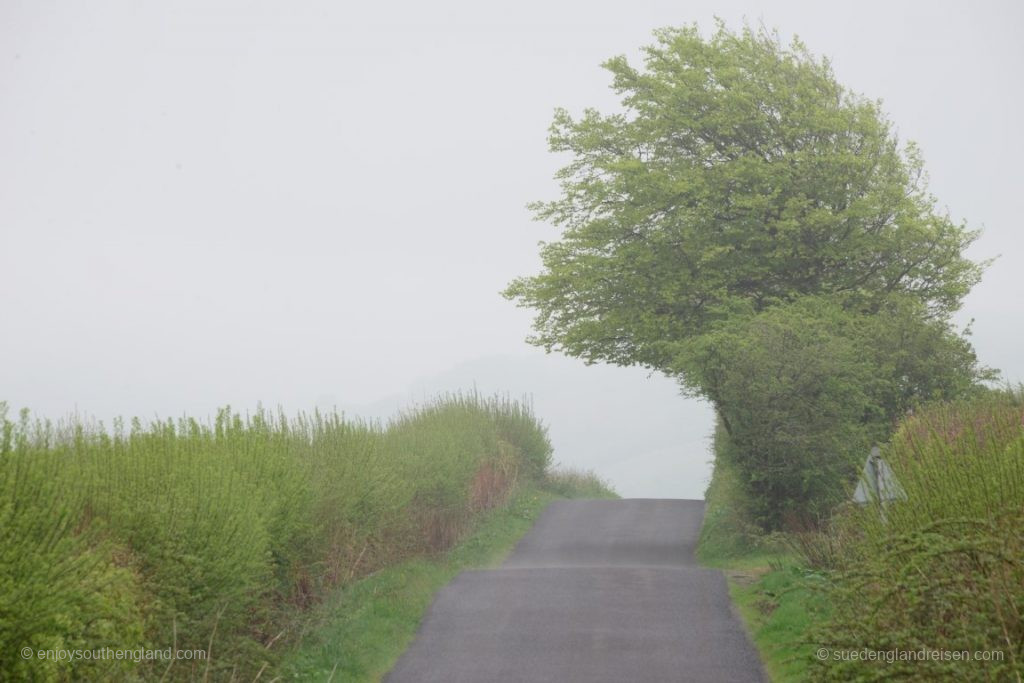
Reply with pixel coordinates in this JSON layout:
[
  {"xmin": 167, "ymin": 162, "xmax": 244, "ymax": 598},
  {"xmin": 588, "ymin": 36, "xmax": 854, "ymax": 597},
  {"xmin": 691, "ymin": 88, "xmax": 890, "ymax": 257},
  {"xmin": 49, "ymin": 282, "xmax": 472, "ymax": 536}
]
[
  {"xmin": 725, "ymin": 561, "xmax": 829, "ymax": 682},
  {"xmin": 697, "ymin": 421, "xmax": 828, "ymax": 682},
  {"xmin": 541, "ymin": 466, "xmax": 618, "ymax": 499},
  {"xmin": 700, "ymin": 530, "xmax": 825, "ymax": 682},
  {"xmin": 277, "ymin": 485, "xmax": 563, "ymax": 681},
  {"xmin": 0, "ymin": 393, "xmax": 572, "ymax": 681}
]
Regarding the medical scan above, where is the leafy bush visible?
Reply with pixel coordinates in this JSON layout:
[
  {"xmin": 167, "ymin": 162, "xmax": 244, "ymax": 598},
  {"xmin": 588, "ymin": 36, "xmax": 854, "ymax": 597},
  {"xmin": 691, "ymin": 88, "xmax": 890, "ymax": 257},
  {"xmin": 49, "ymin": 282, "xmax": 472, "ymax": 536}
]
[
  {"xmin": 679, "ymin": 296, "xmax": 990, "ymax": 530},
  {"xmin": 0, "ymin": 411, "xmax": 145, "ymax": 681},
  {"xmin": 696, "ymin": 421, "xmax": 773, "ymax": 561}
]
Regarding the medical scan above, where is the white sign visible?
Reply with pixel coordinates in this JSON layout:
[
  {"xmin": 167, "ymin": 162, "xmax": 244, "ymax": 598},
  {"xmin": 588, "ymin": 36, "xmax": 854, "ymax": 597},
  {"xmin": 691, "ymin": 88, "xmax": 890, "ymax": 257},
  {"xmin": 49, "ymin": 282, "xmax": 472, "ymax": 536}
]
[{"xmin": 853, "ymin": 446, "xmax": 906, "ymax": 503}]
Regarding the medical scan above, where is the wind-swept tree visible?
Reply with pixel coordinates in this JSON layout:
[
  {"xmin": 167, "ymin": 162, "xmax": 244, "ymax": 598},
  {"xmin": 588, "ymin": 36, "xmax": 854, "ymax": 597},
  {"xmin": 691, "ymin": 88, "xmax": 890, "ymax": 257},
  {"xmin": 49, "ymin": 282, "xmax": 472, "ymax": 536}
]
[
  {"xmin": 504, "ymin": 23, "xmax": 983, "ymax": 373},
  {"xmin": 505, "ymin": 23, "xmax": 991, "ymax": 527}
]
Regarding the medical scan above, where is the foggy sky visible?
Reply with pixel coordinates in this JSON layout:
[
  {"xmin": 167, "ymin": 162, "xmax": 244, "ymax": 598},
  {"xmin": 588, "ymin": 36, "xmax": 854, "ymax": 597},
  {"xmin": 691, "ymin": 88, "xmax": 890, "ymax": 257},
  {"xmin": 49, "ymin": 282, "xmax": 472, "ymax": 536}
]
[{"xmin": 2, "ymin": 1, "xmax": 1021, "ymax": 498}]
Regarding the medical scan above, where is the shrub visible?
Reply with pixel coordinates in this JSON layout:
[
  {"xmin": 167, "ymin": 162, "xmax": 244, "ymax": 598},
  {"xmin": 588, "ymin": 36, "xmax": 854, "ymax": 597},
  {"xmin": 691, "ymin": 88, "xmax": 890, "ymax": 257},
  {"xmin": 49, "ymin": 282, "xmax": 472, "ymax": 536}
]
[
  {"xmin": 0, "ymin": 393, "xmax": 554, "ymax": 680},
  {"xmin": 815, "ymin": 397, "xmax": 1024, "ymax": 681},
  {"xmin": 679, "ymin": 296, "xmax": 991, "ymax": 530},
  {"xmin": 0, "ymin": 414, "xmax": 145, "ymax": 681},
  {"xmin": 697, "ymin": 421, "xmax": 774, "ymax": 561}
]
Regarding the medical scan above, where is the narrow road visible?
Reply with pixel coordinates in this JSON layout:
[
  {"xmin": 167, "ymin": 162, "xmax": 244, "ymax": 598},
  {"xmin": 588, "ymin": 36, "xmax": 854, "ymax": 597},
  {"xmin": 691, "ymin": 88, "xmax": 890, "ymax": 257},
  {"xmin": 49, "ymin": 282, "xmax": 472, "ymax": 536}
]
[{"xmin": 385, "ymin": 499, "xmax": 765, "ymax": 682}]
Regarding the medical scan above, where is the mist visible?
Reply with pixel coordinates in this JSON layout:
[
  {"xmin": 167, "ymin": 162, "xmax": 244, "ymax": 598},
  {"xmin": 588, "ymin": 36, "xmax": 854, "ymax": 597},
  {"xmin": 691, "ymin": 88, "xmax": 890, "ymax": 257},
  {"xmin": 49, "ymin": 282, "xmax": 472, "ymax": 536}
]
[{"xmin": 2, "ymin": 0, "xmax": 1021, "ymax": 498}]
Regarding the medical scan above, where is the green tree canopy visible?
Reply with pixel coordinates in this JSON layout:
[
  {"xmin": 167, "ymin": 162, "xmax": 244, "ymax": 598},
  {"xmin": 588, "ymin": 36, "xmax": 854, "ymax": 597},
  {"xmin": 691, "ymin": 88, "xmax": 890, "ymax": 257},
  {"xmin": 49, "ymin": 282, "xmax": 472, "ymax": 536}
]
[{"xmin": 504, "ymin": 23, "xmax": 983, "ymax": 372}]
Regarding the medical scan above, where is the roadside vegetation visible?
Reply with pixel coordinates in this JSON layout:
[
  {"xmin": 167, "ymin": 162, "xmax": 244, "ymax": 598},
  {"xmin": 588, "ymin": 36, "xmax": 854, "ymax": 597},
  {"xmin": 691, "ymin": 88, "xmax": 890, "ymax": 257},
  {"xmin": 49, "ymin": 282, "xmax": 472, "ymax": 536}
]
[
  {"xmin": 0, "ymin": 393, "xmax": 613, "ymax": 681},
  {"xmin": 507, "ymin": 20, "xmax": 1021, "ymax": 683},
  {"xmin": 697, "ymin": 429, "xmax": 828, "ymax": 682},
  {"xmin": 279, "ymin": 486, "xmax": 557, "ymax": 681},
  {"xmin": 701, "ymin": 390, "xmax": 1024, "ymax": 681},
  {"xmin": 807, "ymin": 393, "xmax": 1023, "ymax": 680}
]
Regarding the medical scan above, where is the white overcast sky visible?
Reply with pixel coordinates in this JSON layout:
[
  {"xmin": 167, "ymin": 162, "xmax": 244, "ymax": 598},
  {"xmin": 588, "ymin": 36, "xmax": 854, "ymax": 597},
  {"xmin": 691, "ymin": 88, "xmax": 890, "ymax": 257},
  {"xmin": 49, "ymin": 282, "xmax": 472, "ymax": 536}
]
[{"xmin": 2, "ymin": 1, "xmax": 1021, "ymax": 498}]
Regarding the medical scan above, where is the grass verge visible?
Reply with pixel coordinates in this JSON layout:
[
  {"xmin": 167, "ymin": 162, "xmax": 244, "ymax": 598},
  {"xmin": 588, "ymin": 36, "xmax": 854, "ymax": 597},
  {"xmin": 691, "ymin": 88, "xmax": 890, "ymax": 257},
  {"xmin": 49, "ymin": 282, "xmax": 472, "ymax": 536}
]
[
  {"xmin": 697, "ymin": 432, "xmax": 826, "ymax": 682},
  {"xmin": 277, "ymin": 485, "xmax": 562, "ymax": 682},
  {"xmin": 724, "ymin": 560, "xmax": 828, "ymax": 682},
  {"xmin": 700, "ymin": 529, "xmax": 826, "ymax": 682}
]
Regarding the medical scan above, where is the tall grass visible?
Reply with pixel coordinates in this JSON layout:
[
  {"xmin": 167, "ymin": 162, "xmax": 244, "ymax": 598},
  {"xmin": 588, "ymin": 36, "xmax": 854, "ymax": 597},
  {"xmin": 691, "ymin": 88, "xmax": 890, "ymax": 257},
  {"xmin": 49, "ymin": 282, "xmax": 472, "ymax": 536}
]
[
  {"xmin": 542, "ymin": 466, "xmax": 617, "ymax": 499},
  {"xmin": 0, "ymin": 393, "xmax": 553, "ymax": 681},
  {"xmin": 813, "ymin": 395, "xmax": 1024, "ymax": 680}
]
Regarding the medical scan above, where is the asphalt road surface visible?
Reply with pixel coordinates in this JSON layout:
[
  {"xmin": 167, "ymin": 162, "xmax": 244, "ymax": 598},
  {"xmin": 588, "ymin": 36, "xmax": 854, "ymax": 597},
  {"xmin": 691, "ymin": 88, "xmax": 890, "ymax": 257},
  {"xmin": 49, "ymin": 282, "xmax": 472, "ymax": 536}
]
[{"xmin": 385, "ymin": 499, "xmax": 766, "ymax": 683}]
